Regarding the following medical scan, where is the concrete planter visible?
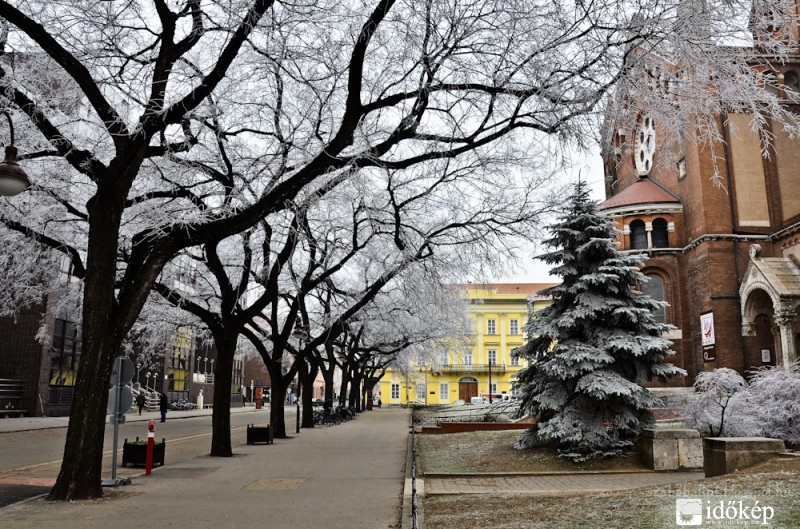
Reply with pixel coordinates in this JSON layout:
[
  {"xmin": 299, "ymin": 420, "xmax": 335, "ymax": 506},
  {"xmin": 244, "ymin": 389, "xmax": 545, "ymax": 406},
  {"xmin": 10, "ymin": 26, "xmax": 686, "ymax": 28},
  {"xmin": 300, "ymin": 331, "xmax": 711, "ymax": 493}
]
[
  {"xmin": 122, "ymin": 437, "xmax": 166, "ymax": 467},
  {"xmin": 246, "ymin": 424, "xmax": 273, "ymax": 445},
  {"xmin": 703, "ymin": 437, "xmax": 785, "ymax": 477},
  {"xmin": 639, "ymin": 428, "xmax": 703, "ymax": 471}
]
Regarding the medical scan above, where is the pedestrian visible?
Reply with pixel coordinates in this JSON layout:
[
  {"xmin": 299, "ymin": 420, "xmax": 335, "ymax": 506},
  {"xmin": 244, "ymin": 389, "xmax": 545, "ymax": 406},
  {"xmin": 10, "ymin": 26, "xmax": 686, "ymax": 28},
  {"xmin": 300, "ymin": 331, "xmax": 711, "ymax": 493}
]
[
  {"xmin": 377, "ymin": 398, "xmax": 382, "ymax": 409},
  {"xmin": 159, "ymin": 393, "xmax": 168, "ymax": 422},
  {"xmin": 136, "ymin": 392, "xmax": 145, "ymax": 415}
]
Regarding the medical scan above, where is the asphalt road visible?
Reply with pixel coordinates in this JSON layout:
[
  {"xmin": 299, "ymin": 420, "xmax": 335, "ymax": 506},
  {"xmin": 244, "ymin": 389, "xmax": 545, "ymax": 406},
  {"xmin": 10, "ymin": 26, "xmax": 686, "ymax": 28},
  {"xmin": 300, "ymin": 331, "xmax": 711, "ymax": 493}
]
[{"xmin": 0, "ymin": 407, "xmax": 281, "ymax": 507}]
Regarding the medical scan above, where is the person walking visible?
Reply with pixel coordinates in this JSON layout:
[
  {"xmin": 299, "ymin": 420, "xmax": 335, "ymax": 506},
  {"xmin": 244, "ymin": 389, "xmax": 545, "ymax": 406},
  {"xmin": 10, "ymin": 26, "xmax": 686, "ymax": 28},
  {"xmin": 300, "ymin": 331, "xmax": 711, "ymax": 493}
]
[
  {"xmin": 136, "ymin": 392, "xmax": 145, "ymax": 415},
  {"xmin": 159, "ymin": 393, "xmax": 168, "ymax": 422}
]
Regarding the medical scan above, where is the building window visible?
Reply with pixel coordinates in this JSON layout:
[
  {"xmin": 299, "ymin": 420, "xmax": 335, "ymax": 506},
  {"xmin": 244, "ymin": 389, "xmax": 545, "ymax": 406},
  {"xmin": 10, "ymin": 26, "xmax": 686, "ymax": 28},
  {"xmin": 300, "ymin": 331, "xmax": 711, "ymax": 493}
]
[
  {"xmin": 440, "ymin": 384, "xmax": 449, "ymax": 401},
  {"xmin": 511, "ymin": 354, "xmax": 520, "ymax": 366},
  {"xmin": 440, "ymin": 350, "xmax": 448, "ymax": 366},
  {"xmin": 643, "ymin": 274, "xmax": 667, "ymax": 324},
  {"xmin": 785, "ymin": 70, "xmax": 800, "ymax": 97},
  {"xmin": 630, "ymin": 220, "xmax": 647, "ymax": 249},
  {"xmin": 391, "ymin": 384, "xmax": 400, "ymax": 400},
  {"xmin": 652, "ymin": 218, "xmax": 669, "ymax": 248},
  {"xmin": 509, "ymin": 319, "xmax": 519, "ymax": 335},
  {"xmin": 488, "ymin": 350, "xmax": 497, "ymax": 365},
  {"xmin": 677, "ymin": 158, "xmax": 687, "ymax": 179},
  {"xmin": 49, "ymin": 319, "xmax": 81, "ymax": 386},
  {"xmin": 489, "ymin": 383, "xmax": 497, "ymax": 394},
  {"xmin": 487, "ymin": 319, "xmax": 497, "ymax": 335},
  {"xmin": 464, "ymin": 350, "xmax": 473, "ymax": 365}
]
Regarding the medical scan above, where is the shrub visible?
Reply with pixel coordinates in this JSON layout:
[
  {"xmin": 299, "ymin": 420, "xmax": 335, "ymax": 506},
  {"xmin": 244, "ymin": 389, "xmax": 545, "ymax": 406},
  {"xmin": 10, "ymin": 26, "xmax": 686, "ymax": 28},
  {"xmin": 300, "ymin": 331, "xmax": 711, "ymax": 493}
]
[{"xmin": 684, "ymin": 364, "xmax": 800, "ymax": 447}]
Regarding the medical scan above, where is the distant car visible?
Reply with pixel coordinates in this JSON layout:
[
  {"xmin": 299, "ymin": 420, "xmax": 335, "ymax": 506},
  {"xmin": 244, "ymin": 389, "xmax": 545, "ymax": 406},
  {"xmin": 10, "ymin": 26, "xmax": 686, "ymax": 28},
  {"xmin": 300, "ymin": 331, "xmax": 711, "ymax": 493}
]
[
  {"xmin": 453, "ymin": 399, "xmax": 466, "ymax": 406},
  {"xmin": 470, "ymin": 396, "xmax": 487, "ymax": 404}
]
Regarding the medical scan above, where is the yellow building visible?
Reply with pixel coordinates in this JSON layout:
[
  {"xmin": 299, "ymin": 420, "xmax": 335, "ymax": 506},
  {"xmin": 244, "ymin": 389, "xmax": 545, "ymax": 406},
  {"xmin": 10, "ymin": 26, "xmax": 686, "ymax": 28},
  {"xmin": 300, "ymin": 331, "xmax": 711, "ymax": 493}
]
[{"xmin": 379, "ymin": 283, "xmax": 555, "ymax": 406}]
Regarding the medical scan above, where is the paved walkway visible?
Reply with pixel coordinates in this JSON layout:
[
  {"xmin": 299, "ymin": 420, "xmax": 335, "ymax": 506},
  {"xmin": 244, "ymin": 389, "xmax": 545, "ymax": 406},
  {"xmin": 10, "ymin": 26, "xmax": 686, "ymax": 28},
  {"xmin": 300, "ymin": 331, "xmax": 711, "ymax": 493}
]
[
  {"xmin": 425, "ymin": 471, "xmax": 704, "ymax": 495},
  {"xmin": 1, "ymin": 408, "xmax": 411, "ymax": 529}
]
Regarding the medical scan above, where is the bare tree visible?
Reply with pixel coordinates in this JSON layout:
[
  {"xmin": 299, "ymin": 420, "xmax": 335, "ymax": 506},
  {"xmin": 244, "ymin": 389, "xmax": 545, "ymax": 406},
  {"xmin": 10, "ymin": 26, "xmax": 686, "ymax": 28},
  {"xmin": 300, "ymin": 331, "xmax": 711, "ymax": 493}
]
[{"xmin": 0, "ymin": 0, "xmax": 791, "ymax": 500}]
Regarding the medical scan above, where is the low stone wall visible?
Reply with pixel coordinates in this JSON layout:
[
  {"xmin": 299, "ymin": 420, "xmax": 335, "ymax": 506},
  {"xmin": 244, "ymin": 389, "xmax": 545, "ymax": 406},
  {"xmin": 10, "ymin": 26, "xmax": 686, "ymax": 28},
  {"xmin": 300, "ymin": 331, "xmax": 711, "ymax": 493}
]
[
  {"xmin": 421, "ymin": 422, "xmax": 531, "ymax": 435},
  {"xmin": 703, "ymin": 437, "xmax": 785, "ymax": 477},
  {"xmin": 639, "ymin": 428, "xmax": 703, "ymax": 470}
]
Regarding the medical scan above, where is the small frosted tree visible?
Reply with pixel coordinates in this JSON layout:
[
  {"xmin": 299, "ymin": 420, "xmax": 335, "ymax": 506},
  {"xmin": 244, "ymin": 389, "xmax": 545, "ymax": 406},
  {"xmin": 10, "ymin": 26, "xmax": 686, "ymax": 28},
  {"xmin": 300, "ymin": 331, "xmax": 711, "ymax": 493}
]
[
  {"xmin": 685, "ymin": 364, "xmax": 800, "ymax": 447},
  {"xmin": 514, "ymin": 181, "xmax": 686, "ymax": 461},
  {"xmin": 683, "ymin": 368, "xmax": 757, "ymax": 437},
  {"xmin": 748, "ymin": 363, "xmax": 800, "ymax": 449}
]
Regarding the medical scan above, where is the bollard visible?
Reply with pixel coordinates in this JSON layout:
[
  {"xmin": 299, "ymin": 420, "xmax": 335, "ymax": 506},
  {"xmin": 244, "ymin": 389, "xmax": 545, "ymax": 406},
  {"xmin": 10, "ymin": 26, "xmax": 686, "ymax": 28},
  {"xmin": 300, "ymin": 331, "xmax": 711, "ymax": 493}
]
[{"xmin": 146, "ymin": 419, "xmax": 155, "ymax": 475}]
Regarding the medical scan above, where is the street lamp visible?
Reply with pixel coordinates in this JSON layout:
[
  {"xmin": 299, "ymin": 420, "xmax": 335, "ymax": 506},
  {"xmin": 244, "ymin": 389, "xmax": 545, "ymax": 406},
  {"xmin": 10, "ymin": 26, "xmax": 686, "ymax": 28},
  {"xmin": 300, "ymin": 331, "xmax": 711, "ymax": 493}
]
[
  {"xmin": 0, "ymin": 112, "xmax": 30, "ymax": 197},
  {"xmin": 135, "ymin": 363, "xmax": 141, "ymax": 385},
  {"xmin": 210, "ymin": 358, "xmax": 215, "ymax": 375},
  {"xmin": 146, "ymin": 371, "xmax": 152, "ymax": 391},
  {"xmin": 292, "ymin": 325, "xmax": 309, "ymax": 433}
]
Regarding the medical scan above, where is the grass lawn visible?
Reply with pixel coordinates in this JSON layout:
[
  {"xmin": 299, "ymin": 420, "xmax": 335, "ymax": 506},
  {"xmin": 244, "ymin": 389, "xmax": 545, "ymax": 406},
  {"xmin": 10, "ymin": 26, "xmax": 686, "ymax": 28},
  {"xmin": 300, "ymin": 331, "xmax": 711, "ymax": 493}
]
[
  {"xmin": 420, "ymin": 431, "xmax": 800, "ymax": 529},
  {"xmin": 418, "ymin": 430, "xmax": 647, "ymax": 474}
]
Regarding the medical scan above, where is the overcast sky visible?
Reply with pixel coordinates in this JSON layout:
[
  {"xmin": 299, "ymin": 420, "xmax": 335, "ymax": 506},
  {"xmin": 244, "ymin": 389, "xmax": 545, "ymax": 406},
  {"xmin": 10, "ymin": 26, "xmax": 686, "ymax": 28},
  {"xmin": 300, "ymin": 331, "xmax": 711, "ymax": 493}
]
[{"xmin": 493, "ymin": 147, "xmax": 606, "ymax": 283}]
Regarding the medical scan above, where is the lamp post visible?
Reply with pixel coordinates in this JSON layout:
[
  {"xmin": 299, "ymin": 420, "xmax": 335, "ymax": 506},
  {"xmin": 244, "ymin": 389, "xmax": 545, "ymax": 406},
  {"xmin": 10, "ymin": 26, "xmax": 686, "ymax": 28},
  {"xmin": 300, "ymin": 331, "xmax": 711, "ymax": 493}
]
[
  {"xmin": 136, "ymin": 363, "xmax": 142, "ymax": 385},
  {"xmin": 488, "ymin": 360, "xmax": 493, "ymax": 403},
  {"xmin": 292, "ymin": 325, "xmax": 309, "ymax": 433},
  {"xmin": 0, "ymin": 112, "xmax": 30, "ymax": 197},
  {"xmin": 203, "ymin": 357, "xmax": 208, "ymax": 374},
  {"xmin": 146, "ymin": 372, "xmax": 152, "ymax": 392},
  {"xmin": 209, "ymin": 358, "xmax": 215, "ymax": 376}
]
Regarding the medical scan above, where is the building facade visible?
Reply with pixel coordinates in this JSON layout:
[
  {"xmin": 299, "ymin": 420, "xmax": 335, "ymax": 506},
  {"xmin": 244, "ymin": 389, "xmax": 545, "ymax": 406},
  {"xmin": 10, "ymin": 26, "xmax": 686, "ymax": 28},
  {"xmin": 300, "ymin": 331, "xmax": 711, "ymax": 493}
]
[
  {"xmin": 600, "ymin": 25, "xmax": 800, "ymax": 383},
  {"xmin": 379, "ymin": 283, "xmax": 555, "ymax": 406}
]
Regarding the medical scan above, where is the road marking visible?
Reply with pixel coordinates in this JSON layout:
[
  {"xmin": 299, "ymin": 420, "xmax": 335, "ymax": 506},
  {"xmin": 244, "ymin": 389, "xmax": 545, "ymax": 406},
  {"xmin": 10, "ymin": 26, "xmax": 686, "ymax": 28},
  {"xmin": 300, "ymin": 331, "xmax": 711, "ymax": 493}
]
[{"xmin": 1, "ymin": 426, "xmax": 250, "ymax": 476}]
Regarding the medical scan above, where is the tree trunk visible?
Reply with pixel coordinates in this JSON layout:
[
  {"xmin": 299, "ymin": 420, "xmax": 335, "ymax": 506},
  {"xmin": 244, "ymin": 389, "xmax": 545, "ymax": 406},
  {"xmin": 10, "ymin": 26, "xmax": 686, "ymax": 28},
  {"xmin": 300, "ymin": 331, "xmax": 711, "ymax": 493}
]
[
  {"xmin": 210, "ymin": 333, "xmax": 238, "ymax": 457},
  {"xmin": 339, "ymin": 368, "xmax": 351, "ymax": 407},
  {"xmin": 267, "ymin": 372, "xmax": 289, "ymax": 438},
  {"xmin": 321, "ymin": 364, "xmax": 336, "ymax": 409},
  {"xmin": 49, "ymin": 190, "xmax": 124, "ymax": 501},
  {"xmin": 301, "ymin": 361, "xmax": 317, "ymax": 428},
  {"xmin": 349, "ymin": 370, "xmax": 361, "ymax": 410}
]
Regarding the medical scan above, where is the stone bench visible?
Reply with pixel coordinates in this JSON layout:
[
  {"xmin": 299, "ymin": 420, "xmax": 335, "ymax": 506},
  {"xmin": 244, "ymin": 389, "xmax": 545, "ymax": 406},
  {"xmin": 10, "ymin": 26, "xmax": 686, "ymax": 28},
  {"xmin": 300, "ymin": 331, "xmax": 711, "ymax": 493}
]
[
  {"xmin": 703, "ymin": 437, "xmax": 785, "ymax": 477},
  {"xmin": 639, "ymin": 428, "xmax": 703, "ymax": 470}
]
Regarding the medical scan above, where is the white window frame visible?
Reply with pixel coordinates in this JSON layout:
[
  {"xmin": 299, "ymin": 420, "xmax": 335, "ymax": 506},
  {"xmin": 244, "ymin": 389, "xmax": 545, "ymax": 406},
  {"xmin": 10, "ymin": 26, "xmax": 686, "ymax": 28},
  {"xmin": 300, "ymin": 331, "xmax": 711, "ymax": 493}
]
[
  {"xmin": 439, "ymin": 383, "xmax": 449, "ymax": 402},
  {"xmin": 487, "ymin": 350, "xmax": 497, "ymax": 365},
  {"xmin": 509, "ymin": 319, "xmax": 519, "ymax": 335},
  {"xmin": 464, "ymin": 350, "xmax": 473, "ymax": 365},
  {"xmin": 487, "ymin": 319, "xmax": 497, "ymax": 335},
  {"xmin": 440, "ymin": 350, "xmax": 448, "ymax": 366},
  {"xmin": 511, "ymin": 355, "xmax": 520, "ymax": 366},
  {"xmin": 489, "ymin": 383, "xmax": 497, "ymax": 394},
  {"xmin": 391, "ymin": 383, "xmax": 400, "ymax": 400}
]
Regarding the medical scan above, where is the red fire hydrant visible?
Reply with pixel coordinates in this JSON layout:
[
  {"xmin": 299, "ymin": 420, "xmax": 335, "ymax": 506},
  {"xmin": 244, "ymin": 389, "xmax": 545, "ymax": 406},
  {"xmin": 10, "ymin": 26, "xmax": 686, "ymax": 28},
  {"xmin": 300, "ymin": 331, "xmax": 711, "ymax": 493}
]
[{"xmin": 146, "ymin": 419, "xmax": 155, "ymax": 476}]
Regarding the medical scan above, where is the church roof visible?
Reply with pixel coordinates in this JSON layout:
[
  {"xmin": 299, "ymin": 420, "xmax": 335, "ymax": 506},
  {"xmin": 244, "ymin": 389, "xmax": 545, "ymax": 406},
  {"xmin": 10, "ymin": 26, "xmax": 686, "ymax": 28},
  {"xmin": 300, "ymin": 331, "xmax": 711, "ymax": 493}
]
[
  {"xmin": 750, "ymin": 258, "xmax": 800, "ymax": 298},
  {"xmin": 599, "ymin": 177, "xmax": 681, "ymax": 212}
]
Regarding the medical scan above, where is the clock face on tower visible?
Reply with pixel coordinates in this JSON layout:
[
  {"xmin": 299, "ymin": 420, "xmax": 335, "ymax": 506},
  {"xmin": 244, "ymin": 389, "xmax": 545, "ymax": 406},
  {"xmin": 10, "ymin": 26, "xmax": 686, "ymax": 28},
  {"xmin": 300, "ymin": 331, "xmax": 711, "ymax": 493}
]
[{"xmin": 634, "ymin": 115, "xmax": 656, "ymax": 176}]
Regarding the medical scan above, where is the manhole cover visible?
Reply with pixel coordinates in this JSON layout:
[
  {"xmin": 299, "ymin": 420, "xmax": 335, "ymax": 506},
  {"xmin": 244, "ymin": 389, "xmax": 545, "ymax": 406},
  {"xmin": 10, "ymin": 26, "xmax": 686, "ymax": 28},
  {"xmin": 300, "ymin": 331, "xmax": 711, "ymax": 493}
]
[{"xmin": 243, "ymin": 477, "xmax": 307, "ymax": 491}]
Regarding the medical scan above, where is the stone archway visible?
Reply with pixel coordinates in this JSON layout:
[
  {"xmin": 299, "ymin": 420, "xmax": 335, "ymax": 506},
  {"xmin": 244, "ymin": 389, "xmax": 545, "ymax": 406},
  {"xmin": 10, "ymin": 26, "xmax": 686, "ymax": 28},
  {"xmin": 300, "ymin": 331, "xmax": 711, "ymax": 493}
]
[{"xmin": 740, "ymin": 245, "xmax": 800, "ymax": 368}]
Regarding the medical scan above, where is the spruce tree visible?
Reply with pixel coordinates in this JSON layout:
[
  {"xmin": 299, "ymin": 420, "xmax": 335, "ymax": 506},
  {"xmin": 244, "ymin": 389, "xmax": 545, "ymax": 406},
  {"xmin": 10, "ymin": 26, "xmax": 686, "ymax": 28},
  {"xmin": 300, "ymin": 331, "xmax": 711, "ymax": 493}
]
[{"xmin": 514, "ymin": 181, "xmax": 685, "ymax": 461}]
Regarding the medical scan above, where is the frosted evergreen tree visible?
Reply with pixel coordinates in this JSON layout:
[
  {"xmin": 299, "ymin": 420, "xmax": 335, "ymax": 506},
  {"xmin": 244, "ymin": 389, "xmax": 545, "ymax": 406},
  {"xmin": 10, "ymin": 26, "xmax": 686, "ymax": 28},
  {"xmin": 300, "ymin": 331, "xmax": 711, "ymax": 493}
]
[{"xmin": 514, "ymin": 181, "xmax": 686, "ymax": 462}]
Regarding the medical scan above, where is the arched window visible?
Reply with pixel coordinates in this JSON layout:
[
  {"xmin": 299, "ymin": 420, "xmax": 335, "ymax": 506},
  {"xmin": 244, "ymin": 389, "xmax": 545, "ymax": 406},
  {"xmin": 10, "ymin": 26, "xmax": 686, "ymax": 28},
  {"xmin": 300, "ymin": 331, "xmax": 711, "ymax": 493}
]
[
  {"xmin": 630, "ymin": 220, "xmax": 647, "ymax": 249},
  {"xmin": 785, "ymin": 70, "xmax": 800, "ymax": 98},
  {"xmin": 643, "ymin": 274, "xmax": 666, "ymax": 324},
  {"xmin": 652, "ymin": 218, "xmax": 669, "ymax": 248}
]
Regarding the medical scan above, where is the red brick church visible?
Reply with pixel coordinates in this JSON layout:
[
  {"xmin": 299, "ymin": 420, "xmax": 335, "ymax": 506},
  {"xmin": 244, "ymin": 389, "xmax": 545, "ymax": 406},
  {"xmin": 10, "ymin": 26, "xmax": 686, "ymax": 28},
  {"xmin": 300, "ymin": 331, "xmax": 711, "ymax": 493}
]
[{"xmin": 599, "ymin": 18, "xmax": 800, "ymax": 384}]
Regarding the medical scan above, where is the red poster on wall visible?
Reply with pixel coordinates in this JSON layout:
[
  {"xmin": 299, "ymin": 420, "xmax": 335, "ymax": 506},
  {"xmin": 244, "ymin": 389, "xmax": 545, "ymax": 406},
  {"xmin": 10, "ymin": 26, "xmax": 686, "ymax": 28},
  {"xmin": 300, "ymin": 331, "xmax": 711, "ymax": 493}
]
[{"xmin": 701, "ymin": 311, "xmax": 716, "ymax": 362}]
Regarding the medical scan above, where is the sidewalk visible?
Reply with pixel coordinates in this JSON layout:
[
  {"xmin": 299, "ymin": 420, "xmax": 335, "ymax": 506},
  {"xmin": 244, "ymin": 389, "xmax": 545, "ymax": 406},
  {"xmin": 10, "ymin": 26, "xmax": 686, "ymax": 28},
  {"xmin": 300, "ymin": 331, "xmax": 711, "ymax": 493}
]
[{"xmin": 1, "ymin": 408, "xmax": 412, "ymax": 529}]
